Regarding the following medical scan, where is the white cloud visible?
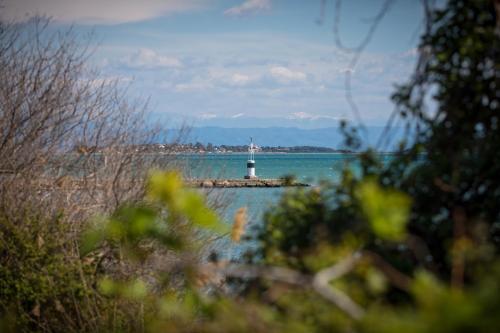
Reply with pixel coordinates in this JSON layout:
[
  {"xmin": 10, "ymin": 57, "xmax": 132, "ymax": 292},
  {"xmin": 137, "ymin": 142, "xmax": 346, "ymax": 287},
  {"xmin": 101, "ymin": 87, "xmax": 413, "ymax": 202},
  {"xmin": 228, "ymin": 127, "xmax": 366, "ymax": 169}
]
[
  {"xmin": 90, "ymin": 33, "xmax": 415, "ymax": 125},
  {"xmin": 230, "ymin": 73, "xmax": 251, "ymax": 86},
  {"xmin": 124, "ymin": 49, "xmax": 182, "ymax": 69},
  {"xmin": 206, "ymin": 69, "xmax": 258, "ymax": 87},
  {"xmin": 224, "ymin": 0, "xmax": 271, "ymax": 17},
  {"xmin": 0, "ymin": 0, "xmax": 207, "ymax": 24},
  {"xmin": 231, "ymin": 113, "xmax": 245, "ymax": 118},
  {"xmin": 287, "ymin": 112, "xmax": 339, "ymax": 121},
  {"xmin": 270, "ymin": 66, "xmax": 307, "ymax": 83},
  {"xmin": 198, "ymin": 113, "xmax": 217, "ymax": 120},
  {"xmin": 174, "ymin": 79, "xmax": 212, "ymax": 92}
]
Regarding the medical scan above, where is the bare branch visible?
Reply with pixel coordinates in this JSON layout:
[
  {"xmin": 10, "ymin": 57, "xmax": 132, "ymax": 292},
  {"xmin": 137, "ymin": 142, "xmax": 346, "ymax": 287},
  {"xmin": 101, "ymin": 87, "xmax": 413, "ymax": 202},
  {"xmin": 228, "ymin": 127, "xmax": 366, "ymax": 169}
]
[
  {"xmin": 312, "ymin": 252, "xmax": 365, "ymax": 319},
  {"xmin": 202, "ymin": 253, "xmax": 365, "ymax": 320}
]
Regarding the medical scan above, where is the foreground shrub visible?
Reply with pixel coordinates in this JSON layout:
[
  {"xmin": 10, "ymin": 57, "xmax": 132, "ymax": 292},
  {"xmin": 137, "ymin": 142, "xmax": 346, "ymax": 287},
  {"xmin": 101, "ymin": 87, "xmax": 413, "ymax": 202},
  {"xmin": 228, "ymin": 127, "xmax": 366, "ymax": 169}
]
[{"xmin": 0, "ymin": 211, "xmax": 98, "ymax": 332}]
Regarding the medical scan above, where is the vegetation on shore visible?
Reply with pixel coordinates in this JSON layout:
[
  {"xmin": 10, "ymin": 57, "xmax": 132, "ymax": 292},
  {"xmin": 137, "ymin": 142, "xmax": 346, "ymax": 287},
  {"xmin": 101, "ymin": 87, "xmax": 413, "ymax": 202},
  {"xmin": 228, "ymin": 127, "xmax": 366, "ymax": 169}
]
[{"xmin": 128, "ymin": 142, "xmax": 354, "ymax": 154}]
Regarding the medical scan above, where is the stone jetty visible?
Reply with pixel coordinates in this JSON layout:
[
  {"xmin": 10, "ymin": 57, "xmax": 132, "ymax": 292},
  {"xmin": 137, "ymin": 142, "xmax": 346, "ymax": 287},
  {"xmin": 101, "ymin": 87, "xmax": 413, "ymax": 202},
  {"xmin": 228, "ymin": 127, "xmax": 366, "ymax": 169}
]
[{"xmin": 186, "ymin": 179, "xmax": 309, "ymax": 188}]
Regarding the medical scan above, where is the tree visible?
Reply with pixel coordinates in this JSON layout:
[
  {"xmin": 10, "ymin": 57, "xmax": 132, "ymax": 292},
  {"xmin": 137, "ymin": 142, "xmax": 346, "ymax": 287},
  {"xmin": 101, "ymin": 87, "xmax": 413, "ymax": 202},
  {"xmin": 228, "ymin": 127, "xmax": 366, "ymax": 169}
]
[
  {"xmin": 0, "ymin": 18, "xmax": 183, "ymax": 217},
  {"xmin": 0, "ymin": 18, "xmax": 183, "ymax": 331},
  {"xmin": 252, "ymin": 0, "xmax": 500, "ymax": 297}
]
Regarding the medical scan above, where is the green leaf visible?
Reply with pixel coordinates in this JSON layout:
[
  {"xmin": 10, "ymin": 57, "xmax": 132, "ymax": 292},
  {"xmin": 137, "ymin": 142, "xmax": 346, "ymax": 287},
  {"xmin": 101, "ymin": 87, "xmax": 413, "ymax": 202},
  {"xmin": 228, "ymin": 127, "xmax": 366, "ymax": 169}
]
[
  {"xmin": 147, "ymin": 170, "xmax": 183, "ymax": 205},
  {"xmin": 80, "ymin": 228, "xmax": 105, "ymax": 256},
  {"xmin": 122, "ymin": 279, "xmax": 148, "ymax": 300},
  {"xmin": 181, "ymin": 192, "xmax": 227, "ymax": 233},
  {"xmin": 356, "ymin": 180, "xmax": 411, "ymax": 241},
  {"xmin": 98, "ymin": 277, "xmax": 116, "ymax": 296},
  {"xmin": 147, "ymin": 170, "xmax": 227, "ymax": 234}
]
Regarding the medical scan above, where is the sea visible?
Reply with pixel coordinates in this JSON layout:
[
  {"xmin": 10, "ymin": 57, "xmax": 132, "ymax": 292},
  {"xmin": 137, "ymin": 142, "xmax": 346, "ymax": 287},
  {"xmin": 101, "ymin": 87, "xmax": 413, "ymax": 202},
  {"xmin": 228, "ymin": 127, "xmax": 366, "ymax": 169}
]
[{"xmin": 176, "ymin": 153, "xmax": 368, "ymax": 257}]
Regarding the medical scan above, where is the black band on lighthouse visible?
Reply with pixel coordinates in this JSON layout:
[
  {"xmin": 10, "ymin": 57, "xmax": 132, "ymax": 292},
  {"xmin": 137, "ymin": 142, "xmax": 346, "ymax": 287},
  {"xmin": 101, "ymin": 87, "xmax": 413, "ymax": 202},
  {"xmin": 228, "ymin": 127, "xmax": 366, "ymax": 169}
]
[{"xmin": 247, "ymin": 162, "xmax": 255, "ymax": 168}]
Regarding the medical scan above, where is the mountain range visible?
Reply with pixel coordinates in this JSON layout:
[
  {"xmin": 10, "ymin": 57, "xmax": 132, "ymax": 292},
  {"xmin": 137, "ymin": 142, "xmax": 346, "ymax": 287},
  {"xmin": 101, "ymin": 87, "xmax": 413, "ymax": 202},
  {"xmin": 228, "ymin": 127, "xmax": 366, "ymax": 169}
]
[{"xmin": 169, "ymin": 126, "xmax": 403, "ymax": 149}]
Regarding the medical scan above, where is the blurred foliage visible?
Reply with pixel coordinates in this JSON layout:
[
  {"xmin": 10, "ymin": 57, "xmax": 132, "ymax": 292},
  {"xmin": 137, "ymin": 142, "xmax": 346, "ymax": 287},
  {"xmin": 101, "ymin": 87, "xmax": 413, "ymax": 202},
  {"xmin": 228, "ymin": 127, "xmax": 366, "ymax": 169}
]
[
  {"xmin": 245, "ymin": 0, "xmax": 500, "ymax": 330},
  {"xmin": 1, "ymin": 0, "xmax": 500, "ymax": 332},
  {"xmin": 356, "ymin": 179, "xmax": 411, "ymax": 242},
  {"xmin": 382, "ymin": 0, "xmax": 500, "ymax": 282},
  {"xmin": 0, "ymin": 211, "xmax": 95, "ymax": 332}
]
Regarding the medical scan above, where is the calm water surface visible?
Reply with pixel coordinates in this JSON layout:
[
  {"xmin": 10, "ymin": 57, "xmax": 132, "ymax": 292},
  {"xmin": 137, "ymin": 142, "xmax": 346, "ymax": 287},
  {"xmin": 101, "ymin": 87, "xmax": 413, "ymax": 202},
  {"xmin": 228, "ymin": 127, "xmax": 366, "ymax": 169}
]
[
  {"xmin": 180, "ymin": 153, "xmax": 360, "ymax": 184},
  {"xmin": 178, "ymin": 153, "xmax": 369, "ymax": 257}
]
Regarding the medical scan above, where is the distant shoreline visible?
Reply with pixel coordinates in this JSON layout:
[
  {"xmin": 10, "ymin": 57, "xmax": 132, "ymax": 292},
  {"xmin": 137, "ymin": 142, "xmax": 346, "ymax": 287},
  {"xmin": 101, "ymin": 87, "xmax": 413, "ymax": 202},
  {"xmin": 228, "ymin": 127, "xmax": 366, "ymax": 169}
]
[
  {"xmin": 171, "ymin": 151, "xmax": 404, "ymax": 156},
  {"xmin": 84, "ymin": 143, "xmax": 409, "ymax": 155},
  {"xmin": 130, "ymin": 143, "xmax": 358, "ymax": 154},
  {"xmin": 173, "ymin": 151, "xmax": 358, "ymax": 155}
]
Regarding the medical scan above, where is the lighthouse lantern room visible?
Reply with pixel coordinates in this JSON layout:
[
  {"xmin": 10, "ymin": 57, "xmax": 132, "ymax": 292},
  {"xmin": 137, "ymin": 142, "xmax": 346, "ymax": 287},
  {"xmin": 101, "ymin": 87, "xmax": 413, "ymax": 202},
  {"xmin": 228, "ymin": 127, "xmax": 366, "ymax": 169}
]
[{"xmin": 244, "ymin": 137, "xmax": 257, "ymax": 179}]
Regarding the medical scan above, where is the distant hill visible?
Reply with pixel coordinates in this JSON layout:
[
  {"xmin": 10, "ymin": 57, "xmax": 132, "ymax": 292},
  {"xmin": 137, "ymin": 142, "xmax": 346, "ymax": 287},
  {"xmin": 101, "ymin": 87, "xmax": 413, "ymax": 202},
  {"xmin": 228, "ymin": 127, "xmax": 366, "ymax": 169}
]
[{"xmin": 170, "ymin": 126, "xmax": 403, "ymax": 149}]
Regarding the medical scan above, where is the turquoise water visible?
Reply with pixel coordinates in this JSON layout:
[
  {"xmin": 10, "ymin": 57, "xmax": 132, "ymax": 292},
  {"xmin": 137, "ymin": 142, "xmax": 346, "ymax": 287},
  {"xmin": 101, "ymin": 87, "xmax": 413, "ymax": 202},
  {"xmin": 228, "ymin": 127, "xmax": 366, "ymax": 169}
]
[
  {"xmin": 182, "ymin": 153, "xmax": 364, "ymax": 219},
  {"xmin": 178, "ymin": 153, "xmax": 366, "ymax": 257},
  {"xmin": 180, "ymin": 153, "xmax": 361, "ymax": 184},
  {"xmin": 175, "ymin": 153, "xmax": 412, "ymax": 257}
]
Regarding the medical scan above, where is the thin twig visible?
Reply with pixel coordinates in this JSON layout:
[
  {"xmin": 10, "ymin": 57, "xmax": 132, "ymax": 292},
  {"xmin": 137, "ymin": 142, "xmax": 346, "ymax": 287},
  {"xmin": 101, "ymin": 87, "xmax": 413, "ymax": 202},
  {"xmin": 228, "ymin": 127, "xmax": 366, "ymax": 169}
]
[{"xmin": 333, "ymin": 0, "xmax": 395, "ymax": 138}]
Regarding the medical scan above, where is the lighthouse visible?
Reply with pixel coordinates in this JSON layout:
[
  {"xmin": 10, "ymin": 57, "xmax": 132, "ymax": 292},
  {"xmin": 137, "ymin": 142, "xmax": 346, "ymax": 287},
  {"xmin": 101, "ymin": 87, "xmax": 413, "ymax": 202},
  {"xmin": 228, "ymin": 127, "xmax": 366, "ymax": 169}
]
[{"xmin": 244, "ymin": 137, "xmax": 257, "ymax": 179}]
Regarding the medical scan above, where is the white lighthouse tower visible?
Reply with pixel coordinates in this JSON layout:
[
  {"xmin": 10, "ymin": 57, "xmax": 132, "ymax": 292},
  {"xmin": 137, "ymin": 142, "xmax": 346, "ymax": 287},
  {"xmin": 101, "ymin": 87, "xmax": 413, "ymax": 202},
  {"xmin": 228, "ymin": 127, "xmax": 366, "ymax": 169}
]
[{"xmin": 244, "ymin": 137, "xmax": 257, "ymax": 179}]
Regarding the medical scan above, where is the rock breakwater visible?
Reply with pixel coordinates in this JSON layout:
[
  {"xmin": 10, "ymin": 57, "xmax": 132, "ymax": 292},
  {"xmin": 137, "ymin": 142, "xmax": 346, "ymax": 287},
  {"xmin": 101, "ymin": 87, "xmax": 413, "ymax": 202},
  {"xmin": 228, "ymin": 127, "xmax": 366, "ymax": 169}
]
[{"xmin": 186, "ymin": 179, "xmax": 309, "ymax": 188}]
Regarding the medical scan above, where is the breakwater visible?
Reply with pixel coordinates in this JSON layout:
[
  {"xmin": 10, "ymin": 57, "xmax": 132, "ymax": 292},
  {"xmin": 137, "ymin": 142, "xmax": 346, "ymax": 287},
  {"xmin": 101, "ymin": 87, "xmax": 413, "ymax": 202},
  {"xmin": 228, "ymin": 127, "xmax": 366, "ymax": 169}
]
[{"xmin": 186, "ymin": 179, "xmax": 309, "ymax": 188}]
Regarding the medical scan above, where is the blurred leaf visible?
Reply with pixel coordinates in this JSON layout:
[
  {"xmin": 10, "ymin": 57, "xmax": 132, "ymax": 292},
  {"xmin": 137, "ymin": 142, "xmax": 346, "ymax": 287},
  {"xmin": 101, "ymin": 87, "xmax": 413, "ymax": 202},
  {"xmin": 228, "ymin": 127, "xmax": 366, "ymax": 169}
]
[
  {"xmin": 181, "ymin": 192, "xmax": 227, "ymax": 233},
  {"xmin": 80, "ymin": 227, "xmax": 106, "ymax": 256},
  {"xmin": 98, "ymin": 277, "xmax": 115, "ymax": 296},
  {"xmin": 98, "ymin": 277, "xmax": 148, "ymax": 300},
  {"xmin": 122, "ymin": 279, "xmax": 148, "ymax": 300},
  {"xmin": 411, "ymin": 270, "xmax": 446, "ymax": 308},
  {"xmin": 231, "ymin": 207, "xmax": 247, "ymax": 243},
  {"xmin": 366, "ymin": 268, "xmax": 387, "ymax": 295},
  {"xmin": 356, "ymin": 180, "xmax": 411, "ymax": 241},
  {"xmin": 147, "ymin": 171, "xmax": 226, "ymax": 233},
  {"xmin": 110, "ymin": 205, "xmax": 157, "ymax": 240},
  {"xmin": 147, "ymin": 171, "xmax": 183, "ymax": 206}
]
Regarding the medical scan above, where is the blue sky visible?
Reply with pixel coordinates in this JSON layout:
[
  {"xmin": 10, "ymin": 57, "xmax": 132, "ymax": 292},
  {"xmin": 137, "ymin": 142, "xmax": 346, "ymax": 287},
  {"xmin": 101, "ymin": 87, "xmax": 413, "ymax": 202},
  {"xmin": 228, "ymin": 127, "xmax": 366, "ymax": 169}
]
[{"xmin": 1, "ymin": 0, "xmax": 424, "ymax": 128}]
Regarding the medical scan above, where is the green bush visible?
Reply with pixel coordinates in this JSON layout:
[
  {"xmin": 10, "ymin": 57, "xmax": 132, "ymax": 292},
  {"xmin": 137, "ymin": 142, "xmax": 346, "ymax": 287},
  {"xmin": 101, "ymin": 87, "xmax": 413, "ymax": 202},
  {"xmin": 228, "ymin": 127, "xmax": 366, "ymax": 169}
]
[{"xmin": 0, "ymin": 211, "xmax": 94, "ymax": 332}]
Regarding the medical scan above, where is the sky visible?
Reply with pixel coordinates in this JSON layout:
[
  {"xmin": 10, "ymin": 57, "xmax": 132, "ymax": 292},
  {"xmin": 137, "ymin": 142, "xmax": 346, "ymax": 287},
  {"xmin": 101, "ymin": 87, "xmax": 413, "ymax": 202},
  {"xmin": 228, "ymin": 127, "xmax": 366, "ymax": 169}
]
[{"xmin": 1, "ymin": 0, "xmax": 424, "ymax": 128}]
